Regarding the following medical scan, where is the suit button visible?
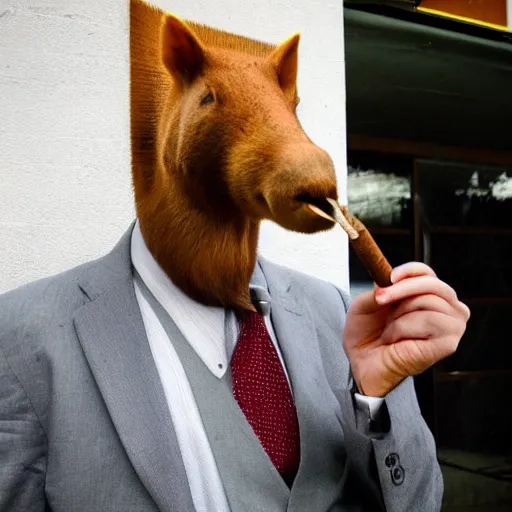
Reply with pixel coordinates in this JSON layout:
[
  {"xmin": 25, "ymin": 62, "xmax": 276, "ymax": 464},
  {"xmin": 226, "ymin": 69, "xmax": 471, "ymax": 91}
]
[
  {"xmin": 391, "ymin": 465, "xmax": 405, "ymax": 486},
  {"xmin": 385, "ymin": 453, "xmax": 399, "ymax": 468}
]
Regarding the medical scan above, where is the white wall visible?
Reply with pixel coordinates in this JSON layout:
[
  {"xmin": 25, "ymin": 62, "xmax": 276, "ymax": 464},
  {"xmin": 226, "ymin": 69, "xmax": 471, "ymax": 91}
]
[{"xmin": 0, "ymin": 0, "xmax": 348, "ymax": 294}]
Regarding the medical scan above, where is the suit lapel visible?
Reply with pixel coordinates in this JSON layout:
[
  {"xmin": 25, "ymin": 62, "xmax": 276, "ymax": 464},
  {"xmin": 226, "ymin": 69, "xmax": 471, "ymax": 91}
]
[
  {"xmin": 259, "ymin": 258, "xmax": 348, "ymax": 510},
  {"xmin": 258, "ymin": 259, "xmax": 321, "ymax": 400},
  {"xmin": 73, "ymin": 228, "xmax": 194, "ymax": 512}
]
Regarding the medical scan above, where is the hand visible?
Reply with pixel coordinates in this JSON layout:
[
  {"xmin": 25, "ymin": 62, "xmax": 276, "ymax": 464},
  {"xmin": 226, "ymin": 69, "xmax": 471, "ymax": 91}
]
[{"xmin": 343, "ymin": 262, "xmax": 470, "ymax": 397}]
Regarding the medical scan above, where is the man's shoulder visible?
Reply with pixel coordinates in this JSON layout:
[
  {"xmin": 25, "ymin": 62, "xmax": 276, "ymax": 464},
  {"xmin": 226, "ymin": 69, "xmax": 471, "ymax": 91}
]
[
  {"xmin": 0, "ymin": 226, "xmax": 133, "ymax": 339},
  {"xmin": 0, "ymin": 257, "xmax": 104, "ymax": 341}
]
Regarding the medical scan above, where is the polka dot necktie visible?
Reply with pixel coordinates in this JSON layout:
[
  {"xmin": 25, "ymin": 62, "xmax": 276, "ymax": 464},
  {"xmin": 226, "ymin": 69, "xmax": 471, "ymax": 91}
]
[{"xmin": 231, "ymin": 310, "xmax": 301, "ymax": 486}]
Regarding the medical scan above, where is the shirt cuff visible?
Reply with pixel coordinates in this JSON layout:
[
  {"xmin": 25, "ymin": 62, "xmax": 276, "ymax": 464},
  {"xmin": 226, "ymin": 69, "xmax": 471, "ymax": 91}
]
[{"xmin": 354, "ymin": 393, "xmax": 385, "ymax": 420}]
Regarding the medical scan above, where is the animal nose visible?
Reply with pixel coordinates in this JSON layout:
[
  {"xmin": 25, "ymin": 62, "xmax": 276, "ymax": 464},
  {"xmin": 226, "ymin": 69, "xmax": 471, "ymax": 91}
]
[
  {"xmin": 292, "ymin": 146, "xmax": 338, "ymax": 200},
  {"xmin": 315, "ymin": 147, "xmax": 337, "ymax": 183},
  {"xmin": 261, "ymin": 142, "xmax": 339, "ymax": 233},
  {"xmin": 261, "ymin": 142, "xmax": 338, "ymax": 210}
]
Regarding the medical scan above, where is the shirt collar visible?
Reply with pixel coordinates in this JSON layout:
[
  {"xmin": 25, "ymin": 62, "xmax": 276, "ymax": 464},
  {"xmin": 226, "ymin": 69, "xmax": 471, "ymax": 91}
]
[{"xmin": 130, "ymin": 220, "xmax": 271, "ymax": 378}]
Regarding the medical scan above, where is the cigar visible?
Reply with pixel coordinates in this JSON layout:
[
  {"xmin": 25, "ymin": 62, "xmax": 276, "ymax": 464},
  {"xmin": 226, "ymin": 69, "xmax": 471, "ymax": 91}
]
[{"xmin": 307, "ymin": 199, "xmax": 392, "ymax": 288}]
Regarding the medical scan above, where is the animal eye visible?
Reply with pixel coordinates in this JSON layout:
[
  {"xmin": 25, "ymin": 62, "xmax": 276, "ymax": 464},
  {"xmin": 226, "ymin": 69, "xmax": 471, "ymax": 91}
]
[{"xmin": 200, "ymin": 92, "xmax": 215, "ymax": 106}]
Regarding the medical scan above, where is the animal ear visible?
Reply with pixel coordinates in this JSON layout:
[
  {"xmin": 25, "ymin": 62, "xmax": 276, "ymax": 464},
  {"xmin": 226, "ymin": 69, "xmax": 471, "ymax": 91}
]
[
  {"xmin": 269, "ymin": 33, "xmax": 300, "ymax": 104},
  {"xmin": 161, "ymin": 13, "xmax": 205, "ymax": 84}
]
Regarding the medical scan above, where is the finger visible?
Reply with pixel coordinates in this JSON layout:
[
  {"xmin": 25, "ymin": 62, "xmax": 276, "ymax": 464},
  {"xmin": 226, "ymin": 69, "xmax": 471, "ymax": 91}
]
[
  {"xmin": 388, "ymin": 294, "xmax": 454, "ymax": 322},
  {"xmin": 382, "ymin": 311, "xmax": 439, "ymax": 344},
  {"xmin": 387, "ymin": 334, "xmax": 461, "ymax": 374},
  {"xmin": 436, "ymin": 333, "xmax": 464, "ymax": 360},
  {"xmin": 389, "ymin": 294, "xmax": 471, "ymax": 324},
  {"xmin": 389, "ymin": 295, "xmax": 471, "ymax": 323},
  {"xmin": 348, "ymin": 289, "xmax": 381, "ymax": 315},
  {"xmin": 390, "ymin": 262, "xmax": 437, "ymax": 284},
  {"xmin": 382, "ymin": 310, "xmax": 463, "ymax": 345},
  {"xmin": 458, "ymin": 300, "xmax": 471, "ymax": 322},
  {"xmin": 375, "ymin": 275, "xmax": 458, "ymax": 307}
]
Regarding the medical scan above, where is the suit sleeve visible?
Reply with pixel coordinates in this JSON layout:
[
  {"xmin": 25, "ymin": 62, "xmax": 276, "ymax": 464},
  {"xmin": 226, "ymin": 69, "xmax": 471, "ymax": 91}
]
[
  {"xmin": 335, "ymin": 287, "xmax": 444, "ymax": 512},
  {"xmin": 0, "ymin": 346, "xmax": 47, "ymax": 511}
]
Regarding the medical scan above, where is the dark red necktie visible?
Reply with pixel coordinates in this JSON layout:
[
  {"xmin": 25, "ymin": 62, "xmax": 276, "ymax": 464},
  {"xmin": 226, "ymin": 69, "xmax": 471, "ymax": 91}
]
[{"xmin": 231, "ymin": 310, "xmax": 301, "ymax": 485}]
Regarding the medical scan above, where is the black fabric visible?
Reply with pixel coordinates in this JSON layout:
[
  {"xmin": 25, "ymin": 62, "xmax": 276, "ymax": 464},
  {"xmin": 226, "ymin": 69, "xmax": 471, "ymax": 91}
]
[{"xmin": 344, "ymin": 7, "xmax": 512, "ymax": 149}]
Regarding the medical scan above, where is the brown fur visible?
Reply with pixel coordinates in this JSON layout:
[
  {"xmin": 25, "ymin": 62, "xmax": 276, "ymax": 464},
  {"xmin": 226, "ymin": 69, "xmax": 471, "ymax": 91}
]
[{"xmin": 130, "ymin": 0, "xmax": 338, "ymax": 311}]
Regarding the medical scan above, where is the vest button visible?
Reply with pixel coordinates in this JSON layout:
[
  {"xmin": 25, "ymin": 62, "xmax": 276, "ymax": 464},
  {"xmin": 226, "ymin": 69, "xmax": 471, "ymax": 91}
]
[
  {"xmin": 391, "ymin": 465, "xmax": 405, "ymax": 486},
  {"xmin": 385, "ymin": 453, "xmax": 399, "ymax": 468}
]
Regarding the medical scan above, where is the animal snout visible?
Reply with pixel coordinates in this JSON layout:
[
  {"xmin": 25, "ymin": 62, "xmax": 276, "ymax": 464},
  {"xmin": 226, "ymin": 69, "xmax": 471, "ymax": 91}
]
[
  {"xmin": 262, "ymin": 144, "xmax": 338, "ymax": 233},
  {"xmin": 274, "ymin": 145, "xmax": 337, "ymax": 203}
]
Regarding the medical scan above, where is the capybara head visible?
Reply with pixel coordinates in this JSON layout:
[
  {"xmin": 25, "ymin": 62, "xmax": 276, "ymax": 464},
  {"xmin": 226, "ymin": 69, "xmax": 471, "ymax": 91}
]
[
  {"xmin": 160, "ymin": 14, "xmax": 337, "ymax": 234},
  {"xmin": 129, "ymin": 2, "xmax": 340, "ymax": 309}
]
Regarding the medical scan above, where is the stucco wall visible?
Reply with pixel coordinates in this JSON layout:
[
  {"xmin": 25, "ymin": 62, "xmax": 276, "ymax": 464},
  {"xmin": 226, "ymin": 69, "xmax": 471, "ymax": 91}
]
[{"xmin": 0, "ymin": 0, "xmax": 348, "ymax": 294}]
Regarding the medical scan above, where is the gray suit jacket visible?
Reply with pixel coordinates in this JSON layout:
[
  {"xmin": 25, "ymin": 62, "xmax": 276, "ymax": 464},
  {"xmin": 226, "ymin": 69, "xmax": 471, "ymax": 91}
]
[{"xmin": 0, "ymin": 225, "xmax": 443, "ymax": 511}]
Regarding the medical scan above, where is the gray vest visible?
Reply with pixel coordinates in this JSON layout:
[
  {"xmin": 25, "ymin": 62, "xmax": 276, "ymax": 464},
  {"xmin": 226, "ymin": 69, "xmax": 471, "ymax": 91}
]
[{"xmin": 136, "ymin": 273, "xmax": 361, "ymax": 512}]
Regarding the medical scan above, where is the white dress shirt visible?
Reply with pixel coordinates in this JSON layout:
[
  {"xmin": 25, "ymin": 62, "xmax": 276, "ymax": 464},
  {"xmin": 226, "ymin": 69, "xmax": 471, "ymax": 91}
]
[{"xmin": 130, "ymin": 220, "xmax": 383, "ymax": 511}]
